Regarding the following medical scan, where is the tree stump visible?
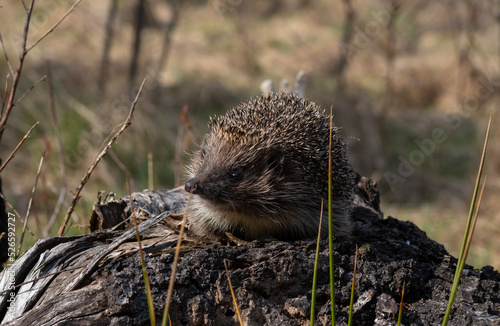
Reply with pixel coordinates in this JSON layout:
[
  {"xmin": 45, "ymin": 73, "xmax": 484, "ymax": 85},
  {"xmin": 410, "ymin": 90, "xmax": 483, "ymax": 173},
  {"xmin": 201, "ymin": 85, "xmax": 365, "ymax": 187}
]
[{"xmin": 0, "ymin": 179, "xmax": 498, "ymax": 325}]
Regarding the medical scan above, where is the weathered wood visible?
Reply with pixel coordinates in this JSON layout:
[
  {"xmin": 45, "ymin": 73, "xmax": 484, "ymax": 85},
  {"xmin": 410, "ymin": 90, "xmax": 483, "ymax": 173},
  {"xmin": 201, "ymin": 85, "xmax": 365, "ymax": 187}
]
[
  {"xmin": 90, "ymin": 188, "xmax": 188, "ymax": 232},
  {"xmin": 1, "ymin": 188, "xmax": 190, "ymax": 324}
]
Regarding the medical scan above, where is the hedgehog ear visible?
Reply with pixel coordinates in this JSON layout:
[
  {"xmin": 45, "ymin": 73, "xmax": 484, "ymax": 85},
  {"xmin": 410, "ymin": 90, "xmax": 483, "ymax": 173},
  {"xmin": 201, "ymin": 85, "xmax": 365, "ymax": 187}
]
[{"xmin": 267, "ymin": 150, "xmax": 285, "ymax": 174}]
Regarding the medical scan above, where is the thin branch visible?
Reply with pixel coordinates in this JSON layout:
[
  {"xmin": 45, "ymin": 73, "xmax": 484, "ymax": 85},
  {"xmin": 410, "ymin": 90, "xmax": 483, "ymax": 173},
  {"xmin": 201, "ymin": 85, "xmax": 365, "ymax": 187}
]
[
  {"xmin": 0, "ymin": 0, "xmax": 35, "ymax": 144},
  {"xmin": 14, "ymin": 75, "xmax": 46, "ymax": 105},
  {"xmin": 1, "ymin": 75, "xmax": 10, "ymax": 115},
  {"xmin": 58, "ymin": 78, "xmax": 147, "ymax": 236},
  {"xmin": 44, "ymin": 60, "xmax": 67, "ymax": 237},
  {"xmin": 18, "ymin": 151, "xmax": 45, "ymax": 255},
  {"xmin": 0, "ymin": 193, "xmax": 36, "ymax": 239},
  {"xmin": 26, "ymin": 0, "xmax": 83, "ymax": 53},
  {"xmin": 108, "ymin": 148, "xmax": 135, "ymax": 193},
  {"xmin": 0, "ymin": 32, "xmax": 14, "ymax": 76},
  {"xmin": 0, "ymin": 122, "xmax": 39, "ymax": 174}
]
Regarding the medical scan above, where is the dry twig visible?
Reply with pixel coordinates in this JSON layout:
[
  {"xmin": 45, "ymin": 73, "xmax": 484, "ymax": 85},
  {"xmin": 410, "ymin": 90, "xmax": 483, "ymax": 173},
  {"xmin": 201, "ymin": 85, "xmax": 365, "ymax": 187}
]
[
  {"xmin": 0, "ymin": 0, "xmax": 82, "ymax": 145},
  {"xmin": 1, "ymin": 75, "xmax": 9, "ymax": 113},
  {"xmin": 18, "ymin": 151, "xmax": 45, "ymax": 255},
  {"xmin": 26, "ymin": 0, "xmax": 83, "ymax": 53},
  {"xmin": 0, "ymin": 32, "xmax": 14, "ymax": 76},
  {"xmin": 0, "ymin": 0, "xmax": 35, "ymax": 144},
  {"xmin": 0, "ymin": 193, "xmax": 36, "ymax": 240},
  {"xmin": 58, "ymin": 78, "xmax": 147, "ymax": 236},
  {"xmin": 0, "ymin": 122, "xmax": 39, "ymax": 174},
  {"xmin": 14, "ymin": 75, "xmax": 46, "ymax": 105},
  {"xmin": 44, "ymin": 61, "xmax": 67, "ymax": 237},
  {"xmin": 109, "ymin": 149, "xmax": 135, "ymax": 193}
]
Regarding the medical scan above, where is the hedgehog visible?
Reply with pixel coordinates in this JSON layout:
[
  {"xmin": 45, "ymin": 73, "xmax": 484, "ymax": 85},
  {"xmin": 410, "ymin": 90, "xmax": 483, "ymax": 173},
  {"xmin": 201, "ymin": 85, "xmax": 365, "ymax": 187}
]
[{"xmin": 184, "ymin": 92, "xmax": 355, "ymax": 241}]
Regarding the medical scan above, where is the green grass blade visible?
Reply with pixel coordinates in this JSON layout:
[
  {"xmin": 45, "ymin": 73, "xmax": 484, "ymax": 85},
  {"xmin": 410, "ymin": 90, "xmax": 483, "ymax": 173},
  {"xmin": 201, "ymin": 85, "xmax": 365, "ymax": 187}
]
[
  {"xmin": 441, "ymin": 117, "xmax": 491, "ymax": 325},
  {"xmin": 310, "ymin": 200, "xmax": 324, "ymax": 326},
  {"xmin": 463, "ymin": 176, "xmax": 487, "ymax": 260},
  {"xmin": 348, "ymin": 244, "xmax": 358, "ymax": 326},
  {"xmin": 328, "ymin": 107, "xmax": 336, "ymax": 325},
  {"xmin": 128, "ymin": 178, "xmax": 156, "ymax": 326},
  {"xmin": 140, "ymin": 258, "xmax": 156, "ymax": 326}
]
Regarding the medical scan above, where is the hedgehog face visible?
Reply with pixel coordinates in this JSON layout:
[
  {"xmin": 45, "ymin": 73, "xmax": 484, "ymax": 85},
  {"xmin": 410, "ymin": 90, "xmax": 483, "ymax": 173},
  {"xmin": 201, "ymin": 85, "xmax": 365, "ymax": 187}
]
[{"xmin": 185, "ymin": 133, "xmax": 302, "ymax": 215}]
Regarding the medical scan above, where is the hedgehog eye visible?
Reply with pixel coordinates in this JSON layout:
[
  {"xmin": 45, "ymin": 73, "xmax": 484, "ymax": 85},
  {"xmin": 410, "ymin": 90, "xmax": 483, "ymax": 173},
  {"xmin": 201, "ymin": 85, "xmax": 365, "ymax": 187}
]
[{"xmin": 228, "ymin": 169, "xmax": 243, "ymax": 183}]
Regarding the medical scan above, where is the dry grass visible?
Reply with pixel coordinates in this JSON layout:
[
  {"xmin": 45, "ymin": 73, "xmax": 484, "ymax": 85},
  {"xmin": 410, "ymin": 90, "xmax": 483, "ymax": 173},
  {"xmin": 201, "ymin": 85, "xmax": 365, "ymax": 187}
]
[{"xmin": 1, "ymin": 0, "xmax": 499, "ymax": 269}]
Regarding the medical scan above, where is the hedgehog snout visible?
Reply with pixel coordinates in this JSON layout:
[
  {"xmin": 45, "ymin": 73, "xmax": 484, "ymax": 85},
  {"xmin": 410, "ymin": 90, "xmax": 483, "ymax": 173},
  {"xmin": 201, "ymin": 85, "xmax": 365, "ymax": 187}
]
[{"xmin": 185, "ymin": 178, "xmax": 202, "ymax": 194}]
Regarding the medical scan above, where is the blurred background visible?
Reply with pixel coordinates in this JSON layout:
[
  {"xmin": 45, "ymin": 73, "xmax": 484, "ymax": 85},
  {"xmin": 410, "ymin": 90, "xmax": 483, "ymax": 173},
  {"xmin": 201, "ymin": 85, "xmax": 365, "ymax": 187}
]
[{"xmin": 1, "ymin": 0, "xmax": 499, "ymax": 269}]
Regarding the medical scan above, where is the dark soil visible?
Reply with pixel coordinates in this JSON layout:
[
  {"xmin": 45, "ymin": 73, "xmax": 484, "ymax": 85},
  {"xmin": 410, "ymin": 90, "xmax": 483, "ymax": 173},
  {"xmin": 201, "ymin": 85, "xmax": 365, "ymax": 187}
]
[{"xmin": 96, "ymin": 211, "xmax": 500, "ymax": 325}]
